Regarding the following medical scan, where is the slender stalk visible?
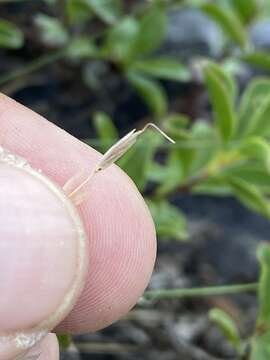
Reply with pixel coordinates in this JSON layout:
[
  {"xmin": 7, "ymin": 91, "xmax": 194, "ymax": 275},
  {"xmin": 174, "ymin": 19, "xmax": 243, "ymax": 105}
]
[
  {"xmin": 143, "ymin": 283, "xmax": 258, "ymax": 301},
  {"xmin": 76, "ymin": 342, "xmax": 139, "ymax": 354},
  {"xmin": 0, "ymin": 48, "xmax": 67, "ymax": 87},
  {"xmin": 0, "ymin": 25, "xmax": 109, "ymax": 88}
]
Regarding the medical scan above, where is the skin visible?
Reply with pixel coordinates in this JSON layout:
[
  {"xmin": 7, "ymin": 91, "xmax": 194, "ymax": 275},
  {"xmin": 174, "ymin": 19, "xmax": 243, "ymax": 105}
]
[{"xmin": 0, "ymin": 94, "xmax": 156, "ymax": 359}]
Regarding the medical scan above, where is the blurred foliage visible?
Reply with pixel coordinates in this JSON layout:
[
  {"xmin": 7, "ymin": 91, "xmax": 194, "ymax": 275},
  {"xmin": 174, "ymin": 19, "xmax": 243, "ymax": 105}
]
[
  {"xmin": 0, "ymin": 19, "xmax": 24, "ymax": 49},
  {"xmin": 57, "ymin": 334, "xmax": 72, "ymax": 350},
  {"xmin": 209, "ymin": 244, "xmax": 270, "ymax": 359},
  {"xmin": 209, "ymin": 308, "xmax": 242, "ymax": 354},
  {"xmin": 93, "ymin": 64, "xmax": 270, "ymax": 242},
  {"xmin": 2, "ymin": 0, "xmax": 270, "ymax": 113}
]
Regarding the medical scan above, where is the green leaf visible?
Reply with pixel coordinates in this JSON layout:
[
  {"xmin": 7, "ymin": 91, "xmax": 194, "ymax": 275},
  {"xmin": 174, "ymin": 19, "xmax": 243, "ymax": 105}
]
[
  {"xmin": 132, "ymin": 58, "xmax": 190, "ymax": 82},
  {"xmin": 66, "ymin": 0, "xmax": 93, "ymax": 24},
  {"xmin": 203, "ymin": 60, "xmax": 238, "ymax": 103},
  {"xmin": 127, "ymin": 71, "xmax": 168, "ymax": 118},
  {"xmin": 134, "ymin": 4, "xmax": 167, "ymax": 56},
  {"xmin": 221, "ymin": 57, "xmax": 244, "ymax": 80},
  {"xmin": 227, "ymin": 177, "xmax": 270, "ymax": 219},
  {"xmin": 250, "ymin": 244, "xmax": 270, "ymax": 359},
  {"xmin": 57, "ymin": 334, "xmax": 72, "ymax": 350},
  {"xmin": 152, "ymin": 149, "xmax": 184, "ymax": 197},
  {"xmin": 209, "ymin": 308, "xmax": 241, "ymax": 351},
  {"xmin": 103, "ymin": 4, "xmax": 166, "ymax": 63},
  {"xmin": 148, "ymin": 162, "xmax": 168, "ymax": 183},
  {"xmin": 175, "ymin": 146, "xmax": 196, "ymax": 180},
  {"xmin": 201, "ymin": 3, "xmax": 248, "ymax": 49},
  {"xmin": 250, "ymin": 334, "xmax": 270, "ymax": 360},
  {"xmin": 222, "ymin": 164, "xmax": 270, "ymax": 190},
  {"xmin": 238, "ymin": 137, "xmax": 270, "ymax": 172},
  {"xmin": 93, "ymin": 112, "xmax": 118, "ymax": 152},
  {"xmin": 250, "ymin": 95, "xmax": 270, "ymax": 137},
  {"xmin": 230, "ymin": 0, "xmax": 258, "ymax": 24},
  {"xmin": 238, "ymin": 78, "xmax": 270, "ymax": 135},
  {"xmin": 243, "ymin": 52, "xmax": 270, "ymax": 72},
  {"xmin": 189, "ymin": 121, "xmax": 219, "ymax": 175},
  {"xmin": 163, "ymin": 120, "xmax": 217, "ymax": 181},
  {"xmin": 118, "ymin": 131, "xmax": 160, "ymax": 191},
  {"xmin": 86, "ymin": 0, "xmax": 122, "ymax": 25},
  {"xmin": 193, "ymin": 176, "xmax": 232, "ymax": 196},
  {"xmin": 66, "ymin": 37, "xmax": 99, "ymax": 60},
  {"xmin": 0, "ymin": 19, "xmax": 24, "ymax": 49},
  {"xmin": 163, "ymin": 113, "xmax": 190, "ymax": 140},
  {"xmin": 257, "ymin": 244, "xmax": 270, "ymax": 326},
  {"xmin": 188, "ymin": 0, "xmax": 207, "ymax": 4},
  {"xmin": 103, "ymin": 17, "xmax": 139, "ymax": 64},
  {"xmin": 147, "ymin": 200, "xmax": 188, "ymax": 241},
  {"xmin": 265, "ymin": 0, "xmax": 270, "ymax": 17},
  {"xmin": 203, "ymin": 62, "xmax": 237, "ymax": 142},
  {"xmin": 35, "ymin": 14, "xmax": 68, "ymax": 46},
  {"xmin": 244, "ymin": 95, "xmax": 270, "ymax": 137}
]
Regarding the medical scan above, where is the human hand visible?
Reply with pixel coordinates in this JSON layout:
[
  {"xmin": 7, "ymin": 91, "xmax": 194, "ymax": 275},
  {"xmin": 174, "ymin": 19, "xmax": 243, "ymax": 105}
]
[{"xmin": 0, "ymin": 94, "xmax": 156, "ymax": 360}]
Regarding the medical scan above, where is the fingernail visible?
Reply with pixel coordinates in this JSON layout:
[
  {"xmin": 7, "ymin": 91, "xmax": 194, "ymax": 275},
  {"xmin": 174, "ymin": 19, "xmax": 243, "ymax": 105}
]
[{"xmin": 0, "ymin": 151, "xmax": 88, "ymax": 358}]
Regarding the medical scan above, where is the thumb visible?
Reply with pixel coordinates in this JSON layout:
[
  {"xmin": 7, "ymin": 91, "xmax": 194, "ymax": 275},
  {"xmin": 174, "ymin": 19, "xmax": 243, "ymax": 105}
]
[
  {"xmin": 0, "ymin": 149, "xmax": 88, "ymax": 359},
  {"xmin": 20, "ymin": 334, "xmax": 59, "ymax": 360}
]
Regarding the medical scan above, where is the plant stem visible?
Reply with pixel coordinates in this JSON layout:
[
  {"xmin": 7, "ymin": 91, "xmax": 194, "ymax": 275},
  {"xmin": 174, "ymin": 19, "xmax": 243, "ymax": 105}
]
[
  {"xmin": 0, "ymin": 48, "xmax": 67, "ymax": 87},
  {"xmin": 143, "ymin": 283, "xmax": 258, "ymax": 301}
]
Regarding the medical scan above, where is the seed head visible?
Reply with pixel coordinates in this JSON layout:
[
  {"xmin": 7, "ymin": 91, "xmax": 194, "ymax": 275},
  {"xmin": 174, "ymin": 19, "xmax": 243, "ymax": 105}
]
[{"xmin": 66, "ymin": 123, "xmax": 174, "ymax": 203}]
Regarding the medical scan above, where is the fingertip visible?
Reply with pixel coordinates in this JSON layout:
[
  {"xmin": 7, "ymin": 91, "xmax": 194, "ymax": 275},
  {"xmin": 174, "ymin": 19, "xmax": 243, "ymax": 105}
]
[
  {"xmin": 26, "ymin": 333, "xmax": 59, "ymax": 360},
  {"xmin": 0, "ymin": 95, "xmax": 157, "ymax": 334},
  {"xmin": 58, "ymin": 167, "xmax": 157, "ymax": 332}
]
